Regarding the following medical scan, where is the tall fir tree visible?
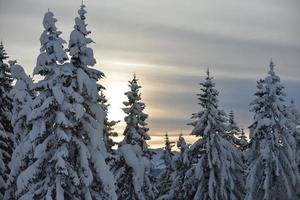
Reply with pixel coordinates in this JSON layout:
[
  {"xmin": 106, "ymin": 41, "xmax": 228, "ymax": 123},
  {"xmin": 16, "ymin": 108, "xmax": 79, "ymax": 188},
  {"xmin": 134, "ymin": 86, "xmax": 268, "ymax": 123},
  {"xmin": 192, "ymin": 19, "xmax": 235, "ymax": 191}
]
[
  {"xmin": 0, "ymin": 42, "xmax": 13, "ymax": 199},
  {"xmin": 184, "ymin": 69, "xmax": 244, "ymax": 200},
  {"xmin": 114, "ymin": 74, "xmax": 157, "ymax": 200},
  {"xmin": 4, "ymin": 61, "xmax": 34, "ymax": 200},
  {"xmin": 15, "ymin": 5, "xmax": 117, "ymax": 199},
  {"xmin": 68, "ymin": 3, "xmax": 117, "ymax": 199},
  {"xmin": 13, "ymin": 10, "xmax": 81, "ymax": 199},
  {"xmin": 245, "ymin": 61, "xmax": 300, "ymax": 200},
  {"xmin": 157, "ymin": 133, "xmax": 175, "ymax": 199}
]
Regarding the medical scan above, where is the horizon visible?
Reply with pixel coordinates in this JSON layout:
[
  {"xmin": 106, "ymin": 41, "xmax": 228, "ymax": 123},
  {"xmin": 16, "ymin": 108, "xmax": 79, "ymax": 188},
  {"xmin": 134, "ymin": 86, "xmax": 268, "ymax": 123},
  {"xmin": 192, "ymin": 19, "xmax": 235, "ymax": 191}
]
[{"xmin": 0, "ymin": 0, "xmax": 299, "ymax": 148}]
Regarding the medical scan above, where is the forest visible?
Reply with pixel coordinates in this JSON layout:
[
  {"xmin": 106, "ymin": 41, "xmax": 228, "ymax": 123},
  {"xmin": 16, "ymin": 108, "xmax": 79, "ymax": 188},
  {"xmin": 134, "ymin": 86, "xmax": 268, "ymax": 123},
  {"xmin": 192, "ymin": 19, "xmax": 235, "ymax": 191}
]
[{"xmin": 0, "ymin": 3, "xmax": 300, "ymax": 200}]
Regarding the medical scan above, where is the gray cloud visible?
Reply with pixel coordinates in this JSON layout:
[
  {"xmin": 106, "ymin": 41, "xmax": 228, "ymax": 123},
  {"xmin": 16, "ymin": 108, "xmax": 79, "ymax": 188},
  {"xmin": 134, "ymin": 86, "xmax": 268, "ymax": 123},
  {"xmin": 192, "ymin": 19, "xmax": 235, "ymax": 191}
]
[{"xmin": 0, "ymin": 0, "xmax": 299, "ymax": 139}]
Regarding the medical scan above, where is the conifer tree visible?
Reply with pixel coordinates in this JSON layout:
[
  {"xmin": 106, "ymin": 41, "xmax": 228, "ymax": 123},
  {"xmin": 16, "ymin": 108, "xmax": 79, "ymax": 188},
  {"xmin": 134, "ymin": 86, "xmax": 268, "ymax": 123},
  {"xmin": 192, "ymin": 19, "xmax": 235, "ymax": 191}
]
[
  {"xmin": 114, "ymin": 74, "xmax": 157, "ymax": 200},
  {"xmin": 13, "ymin": 10, "xmax": 82, "ymax": 199},
  {"xmin": 0, "ymin": 42, "xmax": 13, "ymax": 199},
  {"xmin": 288, "ymin": 100, "xmax": 300, "ymax": 175},
  {"xmin": 4, "ymin": 61, "xmax": 34, "ymax": 200},
  {"xmin": 157, "ymin": 133, "xmax": 175, "ymax": 198},
  {"xmin": 245, "ymin": 61, "xmax": 300, "ymax": 200},
  {"xmin": 238, "ymin": 128, "xmax": 248, "ymax": 152},
  {"xmin": 15, "ymin": 5, "xmax": 117, "ymax": 199},
  {"xmin": 226, "ymin": 110, "xmax": 241, "ymax": 144},
  {"xmin": 184, "ymin": 69, "xmax": 244, "ymax": 200},
  {"xmin": 68, "ymin": 3, "xmax": 117, "ymax": 199},
  {"xmin": 287, "ymin": 99, "xmax": 300, "ymax": 135},
  {"xmin": 162, "ymin": 134, "xmax": 190, "ymax": 200}
]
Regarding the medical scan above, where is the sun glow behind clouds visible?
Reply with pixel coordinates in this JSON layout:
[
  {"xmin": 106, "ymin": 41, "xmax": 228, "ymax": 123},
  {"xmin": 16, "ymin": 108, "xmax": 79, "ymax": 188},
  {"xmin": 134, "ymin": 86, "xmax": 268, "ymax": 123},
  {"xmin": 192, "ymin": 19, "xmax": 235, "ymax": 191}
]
[
  {"xmin": 104, "ymin": 82, "xmax": 127, "ymax": 122},
  {"xmin": 101, "ymin": 60, "xmax": 252, "ymax": 149},
  {"xmin": 101, "ymin": 60, "xmax": 150, "ymax": 137}
]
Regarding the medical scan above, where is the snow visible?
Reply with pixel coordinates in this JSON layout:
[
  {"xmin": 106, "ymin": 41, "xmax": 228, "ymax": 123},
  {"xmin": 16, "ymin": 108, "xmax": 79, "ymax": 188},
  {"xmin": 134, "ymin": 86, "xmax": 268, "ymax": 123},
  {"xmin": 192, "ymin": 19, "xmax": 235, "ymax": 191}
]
[
  {"xmin": 176, "ymin": 69, "xmax": 246, "ymax": 200},
  {"xmin": 52, "ymin": 84, "xmax": 64, "ymax": 104},
  {"xmin": 119, "ymin": 144, "xmax": 147, "ymax": 199},
  {"xmin": 246, "ymin": 61, "xmax": 300, "ymax": 199},
  {"xmin": 77, "ymin": 68, "xmax": 97, "ymax": 100},
  {"xmin": 113, "ymin": 74, "xmax": 156, "ymax": 199},
  {"xmin": 56, "ymin": 112, "xmax": 72, "ymax": 127},
  {"xmin": 91, "ymin": 150, "xmax": 117, "ymax": 199},
  {"xmin": 72, "ymin": 103, "xmax": 85, "ymax": 120},
  {"xmin": 43, "ymin": 11, "xmax": 57, "ymax": 31},
  {"xmin": 16, "ymin": 160, "xmax": 40, "ymax": 194}
]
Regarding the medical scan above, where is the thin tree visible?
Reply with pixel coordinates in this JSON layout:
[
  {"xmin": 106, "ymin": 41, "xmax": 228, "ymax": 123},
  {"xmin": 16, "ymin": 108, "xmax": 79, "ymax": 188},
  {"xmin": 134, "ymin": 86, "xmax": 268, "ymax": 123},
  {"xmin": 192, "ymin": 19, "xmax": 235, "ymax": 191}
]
[
  {"xmin": 114, "ymin": 74, "xmax": 157, "ymax": 200},
  {"xmin": 157, "ymin": 133, "xmax": 175, "ymax": 199},
  {"xmin": 163, "ymin": 134, "xmax": 190, "ymax": 200}
]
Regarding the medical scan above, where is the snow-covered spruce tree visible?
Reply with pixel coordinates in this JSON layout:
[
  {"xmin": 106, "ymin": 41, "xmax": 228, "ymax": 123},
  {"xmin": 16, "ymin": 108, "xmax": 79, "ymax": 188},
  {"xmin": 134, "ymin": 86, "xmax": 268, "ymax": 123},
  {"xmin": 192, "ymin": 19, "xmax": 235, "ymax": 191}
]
[
  {"xmin": 226, "ymin": 110, "xmax": 241, "ymax": 144},
  {"xmin": 15, "ymin": 6, "xmax": 117, "ymax": 199},
  {"xmin": 288, "ymin": 100, "xmax": 300, "ymax": 175},
  {"xmin": 13, "ymin": 10, "xmax": 82, "ymax": 199},
  {"xmin": 227, "ymin": 110, "xmax": 248, "ymax": 151},
  {"xmin": 185, "ymin": 69, "xmax": 244, "ymax": 200},
  {"xmin": 0, "ymin": 42, "xmax": 13, "ymax": 199},
  {"xmin": 245, "ymin": 61, "xmax": 300, "ymax": 200},
  {"xmin": 99, "ymin": 89, "xmax": 119, "ymax": 154},
  {"xmin": 68, "ymin": 3, "xmax": 117, "ymax": 199},
  {"xmin": 162, "ymin": 134, "xmax": 190, "ymax": 200},
  {"xmin": 156, "ymin": 133, "xmax": 175, "ymax": 199},
  {"xmin": 287, "ymin": 99, "xmax": 300, "ymax": 142},
  {"xmin": 288, "ymin": 99, "xmax": 300, "ymax": 126},
  {"xmin": 114, "ymin": 74, "xmax": 157, "ymax": 200},
  {"xmin": 238, "ymin": 128, "xmax": 248, "ymax": 152},
  {"xmin": 4, "ymin": 61, "xmax": 34, "ymax": 200}
]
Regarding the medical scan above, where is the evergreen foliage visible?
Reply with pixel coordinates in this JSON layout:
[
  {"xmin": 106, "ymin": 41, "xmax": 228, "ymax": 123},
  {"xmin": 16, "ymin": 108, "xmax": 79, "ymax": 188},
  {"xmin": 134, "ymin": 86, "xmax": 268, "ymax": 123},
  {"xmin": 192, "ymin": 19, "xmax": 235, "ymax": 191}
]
[
  {"xmin": 114, "ymin": 74, "xmax": 157, "ymax": 200},
  {"xmin": 245, "ymin": 61, "xmax": 300, "ymax": 200},
  {"xmin": 0, "ymin": 42, "xmax": 13, "ymax": 199}
]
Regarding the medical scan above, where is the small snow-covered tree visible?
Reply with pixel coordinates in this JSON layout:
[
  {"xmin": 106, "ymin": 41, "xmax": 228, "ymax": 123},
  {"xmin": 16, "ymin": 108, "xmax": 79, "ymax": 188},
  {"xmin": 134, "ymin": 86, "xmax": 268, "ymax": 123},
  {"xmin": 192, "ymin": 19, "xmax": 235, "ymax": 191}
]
[
  {"xmin": 0, "ymin": 42, "xmax": 13, "ymax": 199},
  {"xmin": 120, "ymin": 74, "xmax": 151, "ymax": 155},
  {"xmin": 238, "ymin": 128, "xmax": 248, "ymax": 152},
  {"xmin": 68, "ymin": 3, "xmax": 117, "ymax": 199},
  {"xmin": 245, "ymin": 61, "xmax": 300, "ymax": 200},
  {"xmin": 287, "ymin": 99, "xmax": 300, "ymax": 127},
  {"xmin": 100, "ymin": 89, "xmax": 119, "ymax": 154},
  {"xmin": 157, "ymin": 133, "xmax": 175, "ymax": 198},
  {"xmin": 114, "ymin": 74, "xmax": 157, "ymax": 200},
  {"xmin": 226, "ymin": 110, "xmax": 241, "ymax": 143},
  {"xmin": 4, "ymin": 61, "xmax": 34, "ymax": 200},
  {"xmin": 227, "ymin": 111, "xmax": 248, "ymax": 151},
  {"xmin": 184, "ymin": 69, "xmax": 244, "ymax": 200},
  {"xmin": 162, "ymin": 134, "xmax": 190, "ymax": 200},
  {"xmin": 288, "ymin": 100, "xmax": 300, "ymax": 175}
]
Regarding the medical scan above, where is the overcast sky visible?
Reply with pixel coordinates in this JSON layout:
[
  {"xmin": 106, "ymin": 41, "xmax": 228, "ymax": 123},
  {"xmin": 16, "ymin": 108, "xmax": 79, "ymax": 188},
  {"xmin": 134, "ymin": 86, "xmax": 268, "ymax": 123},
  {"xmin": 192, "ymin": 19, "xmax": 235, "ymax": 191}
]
[{"xmin": 1, "ymin": 0, "xmax": 299, "ymax": 147}]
